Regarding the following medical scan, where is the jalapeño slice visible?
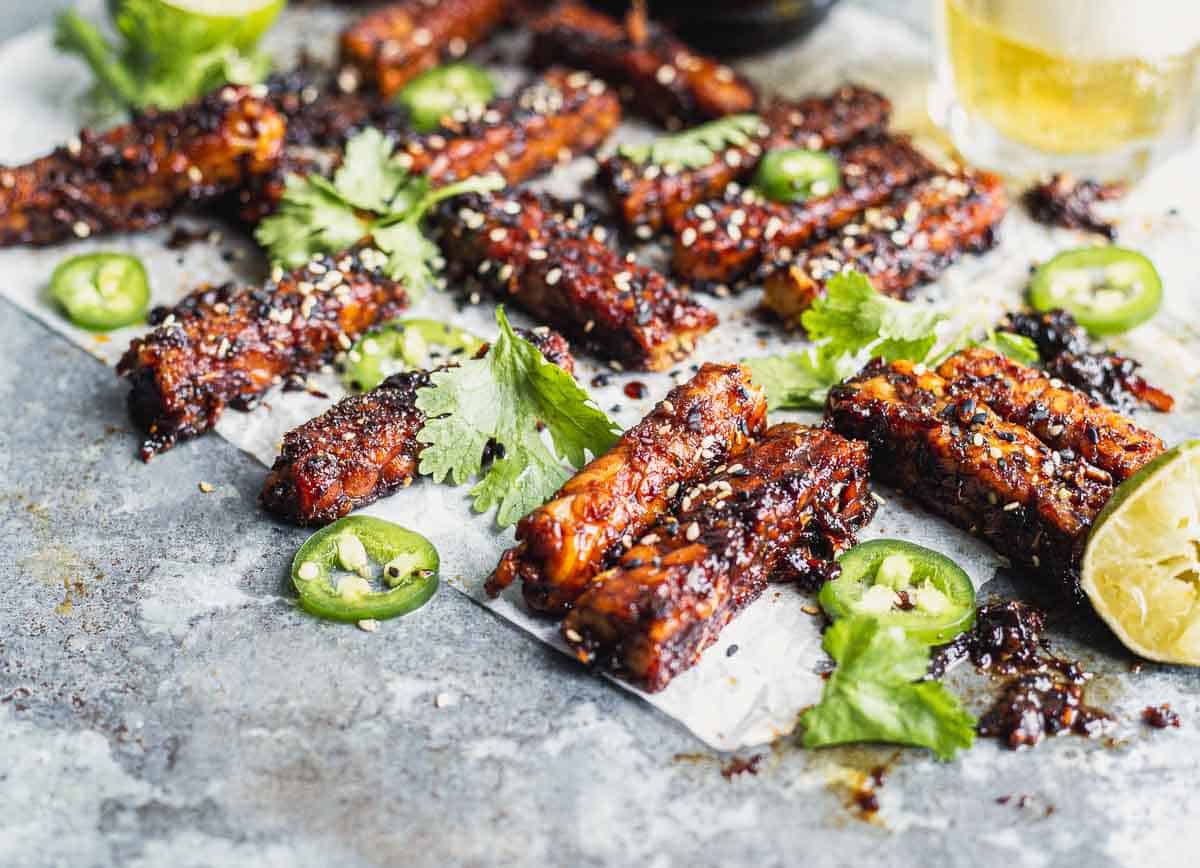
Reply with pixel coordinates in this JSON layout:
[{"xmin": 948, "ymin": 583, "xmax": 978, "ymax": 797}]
[
  {"xmin": 397, "ymin": 63, "xmax": 496, "ymax": 132},
  {"xmin": 291, "ymin": 516, "xmax": 439, "ymax": 623},
  {"xmin": 753, "ymin": 147, "xmax": 841, "ymax": 204},
  {"xmin": 1029, "ymin": 246, "xmax": 1162, "ymax": 336},
  {"xmin": 342, "ymin": 318, "xmax": 485, "ymax": 392},
  {"xmin": 819, "ymin": 539, "xmax": 976, "ymax": 644},
  {"xmin": 49, "ymin": 252, "xmax": 150, "ymax": 331}
]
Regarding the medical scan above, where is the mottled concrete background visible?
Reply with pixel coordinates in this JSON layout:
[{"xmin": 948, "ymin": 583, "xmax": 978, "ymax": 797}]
[{"xmin": 2, "ymin": 3, "xmax": 1199, "ymax": 867}]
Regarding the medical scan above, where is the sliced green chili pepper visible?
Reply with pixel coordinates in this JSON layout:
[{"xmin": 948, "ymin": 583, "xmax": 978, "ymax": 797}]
[
  {"xmin": 753, "ymin": 148, "xmax": 842, "ymax": 204},
  {"xmin": 819, "ymin": 539, "xmax": 976, "ymax": 644},
  {"xmin": 291, "ymin": 516, "xmax": 439, "ymax": 623},
  {"xmin": 397, "ymin": 63, "xmax": 496, "ymax": 132},
  {"xmin": 49, "ymin": 252, "xmax": 150, "ymax": 331},
  {"xmin": 343, "ymin": 318, "xmax": 485, "ymax": 392},
  {"xmin": 1029, "ymin": 246, "xmax": 1162, "ymax": 336}
]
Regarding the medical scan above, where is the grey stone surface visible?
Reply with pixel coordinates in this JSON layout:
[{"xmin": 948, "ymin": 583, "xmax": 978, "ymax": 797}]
[{"xmin": 2, "ymin": 3, "xmax": 1200, "ymax": 867}]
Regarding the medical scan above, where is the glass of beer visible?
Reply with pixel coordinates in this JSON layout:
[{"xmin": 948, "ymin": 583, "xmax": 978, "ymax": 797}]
[{"xmin": 929, "ymin": 0, "xmax": 1200, "ymax": 180}]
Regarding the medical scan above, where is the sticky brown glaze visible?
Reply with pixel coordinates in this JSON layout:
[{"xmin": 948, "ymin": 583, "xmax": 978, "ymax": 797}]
[
  {"xmin": 117, "ymin": 248, "xmax": 409, "ymax": 461},
  {"xmin": 561, "ymin": 424, "xmax": 875, "ymax": 692},
  {"xmin": 0, "ymin": 85, "xmax": 285, "ymax": 247},
  {"xmin": 1002, "ymin": 309, "xmax": 1174, "ymax": 413},
  {"xmin": 340, "ymin": 0, "xmax": 508, "ymax": 99},
  {"xmin": 528, "ymin": 1, "xmax": 756, "ymax": 127},
  {"xmin": 1023, "ymin": 173, "xmax": 1124, "ymax": 240},
  {"xmin": 260, "ymin": 329, "xmax": 573, "ymax": 525},
  {"xmin": 235, "ymin": 68, "xmax": 622, "ymax": 222},
  {"xmin": 764, "ymin": 170, "xmax": 1008, "ymax": 324},
  {"xmin": 826, "ymin": 358, "xmax": 1114, "ymax": 601},
  {"xmin": 437, "ymin": 190, "xmax": 718, "ymax": 370},
  {"xmin": 487, "ymin": 363, "xmax": 768, "ymax": 615},
  {"xmin": 597, "ymin": 85, "xmax": 892, "ymax": 235},
  {"xmin": 671, "ymin": 136, "xmax": 937, "ymax": 289},
  {"xmin": 937, "ymin": 347, "xmax": 1164, "ymax": 484}
]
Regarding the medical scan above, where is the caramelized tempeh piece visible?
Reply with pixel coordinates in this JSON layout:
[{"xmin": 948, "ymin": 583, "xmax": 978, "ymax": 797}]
[
  {"xmin": 528, "ymin": 1, "xmax": 756, "ymax": 126},
  {"xmin": 598, "ymin": 85, "xmax": 892, "ymax": 234},
  {"xmin": 937, "ymin": 348, "xmax": 1164, "ymax": 483},
  {"xmin": 340, "ymin": 0, "xmax": 507, "ymax": 98},
  {"xmin": 0, "ymin": 85, "xmax": 285, "ymax": 247},
  {"xmin": 437, "ymin": 190, "xmax": 718, "ymax": 370},
  {"xmin": 827, "ymin": 358, "xmax": 1117, "ymax": 599},
  {"xmin": 487, "ymin": 363, "xmax": 768, "ymax": 614},
  {"xmin": 117, "ymin": 249, "xmax": 408, "ymax": 461},
  {"xmin": 671, "ymin": 136, "xmax": 937, "ymax": 288},
  {"xmin": 764, "ymin": 170, "xmax": 1008, "ymax": 324},
  {"xmin": 260, "ymin": 329, "xmax": 574, "ymax": 525},
  {"xmin": 561, "ymin": 424, "xmax": 876, "ymax": 692},
  {"xmin": 235, "ymin": 68, "xmax": 622, "ymax": 222}
]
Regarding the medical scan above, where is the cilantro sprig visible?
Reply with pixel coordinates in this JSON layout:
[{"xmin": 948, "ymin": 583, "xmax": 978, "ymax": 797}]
[
  {"xmin": 618, "ymin": 114, "xmax": 764, "ymax": 170},
  {"xmin": 255, "ymin": 129, "xmax": 503, "ymax": 296},
  {"xmin": 55, "ymin": 0, "xmax": 272, "ymax": 114},
  {"xmin": 801, "ymin": 617, "xmax": 976, "ymax": 761},
  {"xmin": 745, "ymin": 270, "xmax": 946, "ymax": 411},
  {"xmin": 415, "ymin": 308, "xmax": 620, "ymax": 527}
]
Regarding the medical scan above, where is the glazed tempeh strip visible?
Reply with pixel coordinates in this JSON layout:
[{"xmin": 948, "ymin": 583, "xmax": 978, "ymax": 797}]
[
  {"xmin": 670, "ymin": 136, "xmax": 937, "ymax": 288},
  {"xmin": 764, "ymin": 169, "xmax": 1008, "ymax": 324},
  {"xmin": 0, "ymin": 85, "xmax": 285, "ymax": 247},
  {"xmin": 437, "ymin": 190, "xmax": 718, "ymax": 370},
  {"xmin": 528, "ymin": 1, "xmax": 756, "ymax": 127},
  {"xmin": 234, "ymin": 68, "xmax": 622, "ymax": 222},
  {"xmin": 340, "ymin": 0, "xmax": 508, "ymax": 98},
  {"xmin": 598, "ymin": 85, "xmax": 892, "ymax": 235},
  {"xmin": 826, "ymin": 358, "xmax": 1115, "ymax": 599},
  {"xmin": 561, "ymin": 424, "xmax": 875, "ymax": 692},
  {"xmin": 937, "ymin": 348, "xmax": 1165, "ymax": 484},
  {"xmin": 260, "ymin": 329, "xmax": 574, "ymax": 526},
  {"xmin": 117, "ymin": 248, "xmax": 408, "ymax": 461},
  {"xmin": 487, "ymin": 363, "xmax": 768, "ymax": 614}
]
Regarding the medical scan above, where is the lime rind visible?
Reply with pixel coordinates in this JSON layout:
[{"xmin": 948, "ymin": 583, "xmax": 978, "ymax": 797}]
[{"xmin": 1082, "ymin": 439, "xmax": 1200, "ymax": 665}]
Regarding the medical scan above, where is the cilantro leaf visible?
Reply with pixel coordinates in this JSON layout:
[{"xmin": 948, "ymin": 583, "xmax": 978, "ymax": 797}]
[
  {"xmin": 619, "ymin": 114, "xmax": 764, "ymax": 170},
  {"xmin": 801, "ymin": 617, "xmax": 976, "ymax": 761},
  {"xmin": 254, "ymin": 174, "xmax": 370, "ymax": 270},
  {"xmin": 977, "ymin": 330, "xmax": 1040, "ymax": 366},
  {"xmin": 333, "ymin": 128, "xmax": 419, "ymax": 212},
  {"xmin": 415, "ymin": 308, "xmax": 620, "ymax": 526},
  {"xmin": 744, "ymin": 270, "xmax": 946, "ymax": 410}
]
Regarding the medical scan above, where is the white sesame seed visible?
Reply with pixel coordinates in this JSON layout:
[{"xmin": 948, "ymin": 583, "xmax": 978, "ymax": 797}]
[
  {"xmin": 545, "ymin": 268, "xmax": 562, "ymax": 286},
  {"xmin": 685, "ymin": 522, "xmax": 700, "ymax": 541}
]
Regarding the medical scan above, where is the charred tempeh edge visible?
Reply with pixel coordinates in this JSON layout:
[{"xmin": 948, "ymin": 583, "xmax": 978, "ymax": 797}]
[
  {"xmin": 764, "ymin": 169, "xmax": 1008, "ymax": 324},
  {"xmin": 598, "ymin": 85, "xmax": 892, "ymax": 235},
  {"xmin": 235, "ymin": 68, "xmax": 622, "ymax": 222},
  {"xmin": 561, "ymin": 424, "xmax": 876, "ymax": 692},
  {"xmin": 260, "ymin": 329, "xmax": 574, "ymax": 526},
  {"xmin": 528, "ymin": 1, "xmax": 756, "ymax": 127},
  {"xmin": 0, "ymin": 85, "xmax": 285, "ymax": 248},
  {"xmin": 340, "ymin": 0, "xmax": 508, "ymax": 99},
  {"xmin": 937, "ymin": 348, "xmax": 1164, "ymax": 484},
  {"xmin": 437, "ymin": 190, "xmax": 718, "ymax": 370},
  {"xmin": 671, "ymin": 136, "xmax": 937, "ymax": 288},
  {"xmin": 826, "ymin": 358, "xmax": 1122, "ymax": 599},
  {"xmin": 117, "ymin": 248, "xmax": 409, "ymax": 461},
  {"xmin": 487, "ymin": 363, "xmax": 768, "ymax": 614}
]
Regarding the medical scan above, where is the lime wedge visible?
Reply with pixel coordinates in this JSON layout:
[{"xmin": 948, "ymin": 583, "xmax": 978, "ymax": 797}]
[
  {"xmin": 120, "ymin": 0, "xmax": 286, "ymax": 52},
  {"xmin": 1081, "ymin": 439, "xmax": 1200, "ymax": 665}
]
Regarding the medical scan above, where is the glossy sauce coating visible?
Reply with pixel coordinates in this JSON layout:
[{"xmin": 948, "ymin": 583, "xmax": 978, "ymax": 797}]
[
  {"xmin": 117, "ymin": 248, "xmax": 409, "ymax": 460},
  {"xmin": 764, "ymin": 170, "xmax": 1008, "ymax": 324},
  {"xmin": 561, "ymin": 424, "xmax": 875, "ymax": 692},
  {"xmin": 437, "ymin": 190, "xmax": 717, "ymax": 370},
  {"xmin": 528, "ymin": 1, "xmax": 756, "ymax": 127},
  {"xmin": 598, "ymin": 85, "xmax": 891, "ymax": 234},
  {"xmin": 487, "ymin": 363, "xmax": 768, "ymax": 614},
  {"xmin": 0, "ymin": 85, "xmax": 285, "ymax": 247},
  {"xmin": 340, "ymin": 0, "xmax": 508, "ymax": 98}
]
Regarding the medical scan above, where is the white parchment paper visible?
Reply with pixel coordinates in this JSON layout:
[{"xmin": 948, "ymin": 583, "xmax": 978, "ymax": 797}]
[{"xmin": 1, "ymin": 2, "xmax": 1198, "ymax": 749}]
